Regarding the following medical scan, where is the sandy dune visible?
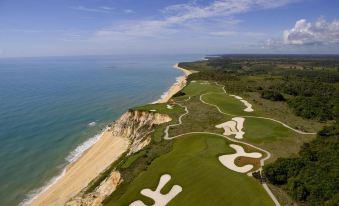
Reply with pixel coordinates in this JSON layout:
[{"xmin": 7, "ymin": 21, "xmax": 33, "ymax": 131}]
[{"xmin": 28, "ymin": 129, "xmax": 129, "ymax": 206}]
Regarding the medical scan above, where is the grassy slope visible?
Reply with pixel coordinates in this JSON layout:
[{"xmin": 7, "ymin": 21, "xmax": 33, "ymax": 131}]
[{"xmin": 106, "ymin": 133, "xmax": 274, "ymax": 206}]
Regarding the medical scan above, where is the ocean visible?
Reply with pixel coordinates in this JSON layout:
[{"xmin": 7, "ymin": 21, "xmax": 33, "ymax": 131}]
[{"xmin": 0, "ymin": 54, "xmax": 201, "ymax": 206}]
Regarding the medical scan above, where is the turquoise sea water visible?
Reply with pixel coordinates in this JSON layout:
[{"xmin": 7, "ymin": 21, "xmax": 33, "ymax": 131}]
[{"xmin": 0, "ymin": 54, "xmax": 201, "ymax": 206}]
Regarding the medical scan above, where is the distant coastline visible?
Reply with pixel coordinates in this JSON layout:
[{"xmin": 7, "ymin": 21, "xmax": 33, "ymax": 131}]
[{"xmin": 25, "ymin": 62, "xmax": 193, "ymax": 206}]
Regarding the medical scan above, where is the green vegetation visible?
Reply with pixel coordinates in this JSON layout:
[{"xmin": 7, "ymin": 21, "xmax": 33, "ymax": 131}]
[
  {"xmin": 201, "ymin": 92, "xmax": 261, "ymax": 116},
  {"xmin": 263, "ymin": 124, "xmax": 339, "ymax": 205},
  {"xmin": 132, "ymin": 103, "xmax": 184, "ymax": 116},
  {"xmin": 100, "ymin": 55, "xmax": 338, "ymax": 206},
  {"xmin": 105, "ymin": 133, "xmax": 273, "ymax": 206},
  {"xmin": 121, "ymin": 150, "xmax": 147, "ymax": 169},
  {"xmin": 180, "ymin": 80, "xmax": 224, "ymax": 97},
  {"xmin": 180, "ymin": 55, "xmax": 339, "ymax": 121},
  {"xmin": 261, "ymin": 90, "xmax": 285, "ymax": 101}
]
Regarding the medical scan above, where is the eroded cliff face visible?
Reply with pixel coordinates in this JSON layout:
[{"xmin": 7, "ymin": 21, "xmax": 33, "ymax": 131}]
[
  {"xmin": 66, "ymin": 110, "xmax": 171, "ymax": 206},
  {"xmin": 111, "ymin": 110, "xmax": 171, "ymax": 154}
]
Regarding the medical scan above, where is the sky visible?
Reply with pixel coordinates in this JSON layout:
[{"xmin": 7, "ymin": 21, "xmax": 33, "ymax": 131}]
[{"xmin": 0, "ymin": 0, "xmax": 339, "ymax": 57}]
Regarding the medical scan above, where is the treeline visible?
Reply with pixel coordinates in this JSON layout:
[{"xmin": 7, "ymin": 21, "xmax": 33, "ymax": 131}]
[
  {"xmin": 180, "ymin": 55, "xmax": 339, "ymax": 121},
  {"xmin": 263, "ymin": 124, "xmax": 339, "ymax": 205}
]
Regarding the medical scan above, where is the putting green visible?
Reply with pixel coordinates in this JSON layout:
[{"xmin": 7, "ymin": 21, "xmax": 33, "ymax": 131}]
[{"xmin": 106, "ymin": 133, "xmax": 274, "ymax": 206}]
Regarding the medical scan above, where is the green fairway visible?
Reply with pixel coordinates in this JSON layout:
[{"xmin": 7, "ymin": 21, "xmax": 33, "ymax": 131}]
[
  {"xmin": 202, "ymin": 92, "xmax": 261, "ymax": 116},
  {"xmin": 243, "ymin": 118, "xmax": 295, "ymax": 143},
  {"xmin": 180, "ymin": 81, "xmax": 224, "ymax": 97},
  {"xmin": 106, "ymin": 133, "xmax": 274, "ymax": 206}
]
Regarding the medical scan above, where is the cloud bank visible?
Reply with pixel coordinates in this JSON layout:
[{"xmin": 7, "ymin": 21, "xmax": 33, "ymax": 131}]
[{"xmin": 284, "ymin": 18, "xmax": 339, "ymax": 45}]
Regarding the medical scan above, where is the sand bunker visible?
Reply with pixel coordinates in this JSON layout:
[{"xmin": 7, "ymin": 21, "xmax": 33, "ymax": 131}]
[
  {"xmin": 149, "ymin": 110, "xmax": 157, "ymax": 112},
  {"xmin": 191, "ymin": 80, "xmax": 197, "ymax": 83},
  {"xmin": 166, "ymin": 105, "xmax": 173, "ymax": 109},
  {"xmin": 200, "ymin": 82, "xmax": 210, "ymax": 85},
  {"xmin": 229, "ymin": 95, "xmax": 254, "ymax": 112},
  {"xmin": 240, "ymin": 100, "xmax": 254, "ymax": 112},
  {"xmin": 219, "ymin": 144, "xmax": 262, "ymax": 173},
  {"xmin": 130, "ymin": 174, "xmax": 182, "ymax": 206},
  {"xmin": 216, "ymin": 117, "xmax": 245, "ymax": 139}
]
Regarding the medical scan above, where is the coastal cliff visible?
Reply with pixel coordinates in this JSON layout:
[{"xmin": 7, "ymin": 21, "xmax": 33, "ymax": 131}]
[
  {"xmin": 66, "ymin": 110, "xmax": 171, "ymax": 206},
  {"xmin": 112, "ymin": 110, "xmax": 172, "ymax": 154}
]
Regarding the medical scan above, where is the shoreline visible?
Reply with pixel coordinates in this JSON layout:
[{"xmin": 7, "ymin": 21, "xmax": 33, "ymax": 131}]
[
  {"xmin": 156, "ymin": 63, "xmax": 193, "ymax": 103},
  {"xmin": 24, "ymin": 62, "xmax": 193, "ymax": 206}
]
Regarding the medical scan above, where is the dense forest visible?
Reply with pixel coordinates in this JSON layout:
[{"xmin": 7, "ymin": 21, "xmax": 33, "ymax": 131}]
[
  {"xmin": 180, "ymin": 55, "xmax": 339, "ymax": 121},
  {"xmin": 179, "ymin": 55, "xmax": 339, "ymax": 205},
  {"xmin": 263, "ymin": 124, "xmax": 339, "ymax": 206}
]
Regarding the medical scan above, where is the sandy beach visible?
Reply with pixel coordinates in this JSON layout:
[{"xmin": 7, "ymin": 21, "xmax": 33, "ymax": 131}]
[
  {"xmin": 157, "ymin": 63, "xmax": 193, "ymax": 103},
  {"xmin": 28, "ymin": 128, "xmax": 129, "ymax": 206},
  {"xmin": 27, "ymin": 62, "xmax": 191, "ymax": 206}
]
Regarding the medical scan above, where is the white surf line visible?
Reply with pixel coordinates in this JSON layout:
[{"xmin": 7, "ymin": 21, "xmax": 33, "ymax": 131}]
[{"xmin": 200, "ymin": 83, "xmax": 316, "ymax": 135}]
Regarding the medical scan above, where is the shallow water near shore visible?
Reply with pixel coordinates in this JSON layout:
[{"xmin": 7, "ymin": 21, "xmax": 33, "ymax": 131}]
[{"xmin": 0, "ymin": 54, "xmax": 201, "ymax": 206}]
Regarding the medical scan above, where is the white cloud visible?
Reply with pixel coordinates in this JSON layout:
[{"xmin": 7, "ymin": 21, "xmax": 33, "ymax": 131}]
[
  {"xmin": 210, "ymin": 31, "xmax": 237, "ymax": 36},
  {"xmin": 95, "ymin": 0, "xmax": 295, "ymax": 39},
  {"xmin": 284, "ymin": 18, "xmax": 339, "ymax": 45},
  {"xmin": 124, "ymin": 9, "xmax": 135, "ymax": 14},
  {"xmin": 210, "ymin": 31, "xmax": 265, "ymax": 37},
  {"xmin": 71, "ymin": 6, "xmax": 113, "ymax": 13}
]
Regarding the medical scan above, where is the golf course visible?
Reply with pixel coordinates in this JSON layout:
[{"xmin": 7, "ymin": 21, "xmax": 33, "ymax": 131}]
[{"xmin": 102, "ymin": 78, "xmax": 317, "ymax": 206}]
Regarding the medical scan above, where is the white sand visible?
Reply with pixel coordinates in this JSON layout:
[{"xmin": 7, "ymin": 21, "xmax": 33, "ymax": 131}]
[
  {"xmin": 230, "ymin": 95, "xmax": 243, "ymax": 100},
  {"xmin": 216, "ymin": 117, "xmax": 245, "ymax": 139},
  {"xmin": 28, "ymin": 130, "xmax": 129, "ymax": 206},
  {"xmin": 130, "ymin": 174, "xmax": 182, "ymax": 206},
  {"xmin": 240, "ymin": 100, "xmax": 254, "ymax": 112},
  {"xmin": 150, "ymin": 109, "xmax": 157, "ymax": 112},
  {"xmin": 166, "ymin": 105, "xmax": 173, "ymax": 109},
  {"xmin": 157, "ymin": 64, "xmax": 193, "ymax": 104},
  {"xmin": 219, "ymin": 144, "xmax": 262, "ymax": 173},
  {"xmin": 229, "ymin": 95, "xmax": 254, "ymax": 112}
]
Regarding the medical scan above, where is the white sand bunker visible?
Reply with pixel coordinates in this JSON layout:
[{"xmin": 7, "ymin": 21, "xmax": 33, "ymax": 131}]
[
  {"xmin": 200, "ymin": 82, "xmax": 210, "ymax": 85},
  {"xmin": 216, "ymin": 117, "xmax": 245, "ymax": 139},
  {"xmin": 229, "ymin": 95, "xmax": 254, "ymax": 112},
  {"xmin": 191, "ymin": 80, "xmax": 197, "ymax": 83},
  {"xmin": 166, "ymin": 105, "xmax": 173, "ymax": 109},
  {"xmin": 149, "ymin": 109, "xmax": 157, "ymax": 112},
  {"xmin": 130, "ymin": 174, "xmax": 182, "ymax": 206},
  {"xmin": 219, "ymin": 144, "xmax": 262, "ymax": 173}
]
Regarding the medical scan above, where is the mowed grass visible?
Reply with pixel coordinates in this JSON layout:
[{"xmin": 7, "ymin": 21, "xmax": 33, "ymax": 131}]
[
  {"xmin": 202, "ymin": 92, "xmax": 261, "ymax": 116},
  {"xmin": 243, "ymin": 118, "xmax": 295, "ymax": 143},
  {"xmin": 133, "ymin": 103, "xmax": 184, "ymax": 117},
  {"xmin": 180, "ymin": 81, "xmax": 224, "ymax": 97},
  {"xmin": 105, "ymin": 133, "xmax": 274, "ymax": 206}
]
